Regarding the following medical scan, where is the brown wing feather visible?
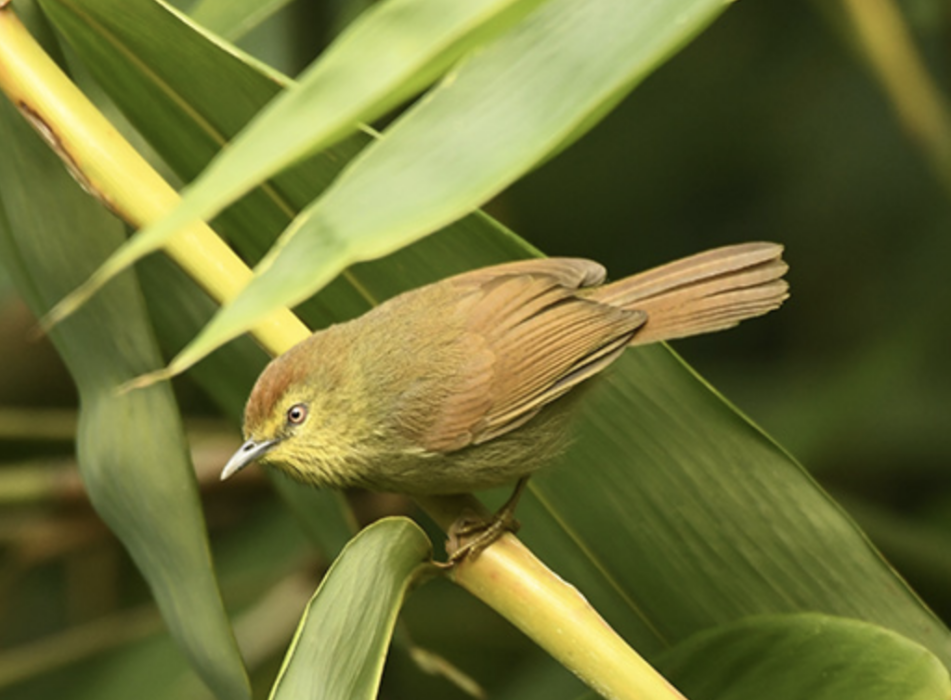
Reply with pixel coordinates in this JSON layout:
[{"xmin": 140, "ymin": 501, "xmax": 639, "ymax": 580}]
[{"xmin": 415, "ymin": 259, "xmax": 645, "ymax": 453}]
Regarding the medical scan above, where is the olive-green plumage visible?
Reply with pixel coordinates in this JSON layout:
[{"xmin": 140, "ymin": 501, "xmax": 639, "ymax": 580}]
[{"xmin": 222, "ymin": 243, "xmax": 789, "ymax": 496}]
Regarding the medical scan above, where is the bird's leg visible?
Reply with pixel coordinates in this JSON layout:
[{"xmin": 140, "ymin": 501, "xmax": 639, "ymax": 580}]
[{"xmin": 445, "ymin": 477, "xmax": 530, "ymax": 564}]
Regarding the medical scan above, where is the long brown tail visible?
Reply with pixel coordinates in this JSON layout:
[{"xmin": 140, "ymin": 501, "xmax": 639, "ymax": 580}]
[{"xmin": 587, "ymin": 242, "xmax": 789, "ymax": 345}]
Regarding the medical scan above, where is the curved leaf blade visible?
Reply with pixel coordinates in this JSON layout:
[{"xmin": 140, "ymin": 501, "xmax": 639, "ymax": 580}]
[
  {"xmin": 270, "ymin": 517, "xmax": 432, "ymax": 700},
  {"xmin": 164, "ymin": 0, "xmax": 729, "ymax": 374},
  {"xmin": 0, "ymin": 83, "xmax": 249, "ymax": 699},
  {"xmin": 656, "ymin": 613, "xmax": 951, "ymax": 700},
  {"xmin": 517, "ymin": 347, "xmax": 951, "ymax": 663}
]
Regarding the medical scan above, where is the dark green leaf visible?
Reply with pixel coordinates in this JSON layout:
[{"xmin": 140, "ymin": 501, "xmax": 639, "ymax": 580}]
[
  {"xmin": 656, "ymin": 613, "xmax": 951, "ymax": 700},
  {"xmin": 0, "ymin": 83, "xmax": 249, "ymax": 699},
  {"xmin": 514, "ymin": 348, "xmax": 951, "ymax": 663}
]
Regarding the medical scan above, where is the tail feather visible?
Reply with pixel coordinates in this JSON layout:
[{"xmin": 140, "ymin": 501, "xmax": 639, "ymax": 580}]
[{"xmin": 587, "ymin": 242, "xmax": 789, "ymax": 345}]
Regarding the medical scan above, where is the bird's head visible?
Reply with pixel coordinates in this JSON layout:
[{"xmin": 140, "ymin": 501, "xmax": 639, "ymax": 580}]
[
  {"xmin": 220, "ymin": 326, "xmax": 385, "ymax": 488},
  {"xmin": 219, "ymin": 344, "xmax": 318, "ymax": 479},
  {"xmin": 220, "ymin": 329, "xmax": 363, "ymax": 486}
]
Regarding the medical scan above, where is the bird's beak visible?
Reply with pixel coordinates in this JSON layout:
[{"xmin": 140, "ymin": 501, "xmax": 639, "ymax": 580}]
[{"xmin": 221, "ymin": 438, "xmax": 280, "ymax": 481}]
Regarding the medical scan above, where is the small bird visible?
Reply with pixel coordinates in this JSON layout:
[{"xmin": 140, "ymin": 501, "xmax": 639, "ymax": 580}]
[{"xmin": 222, "ymin": 243, "xmax": 788, "ymax": 559}]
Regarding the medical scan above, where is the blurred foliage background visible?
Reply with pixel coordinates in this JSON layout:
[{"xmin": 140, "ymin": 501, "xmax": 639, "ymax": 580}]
[{"xmin": 0, "ymin": 0, "xmax": 949, "ymax": 697}]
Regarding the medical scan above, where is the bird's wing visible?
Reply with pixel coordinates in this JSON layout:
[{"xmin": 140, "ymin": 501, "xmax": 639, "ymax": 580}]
[{"xmin": 411, "ymin": 258, "xmax": 646, "ymax": 453}]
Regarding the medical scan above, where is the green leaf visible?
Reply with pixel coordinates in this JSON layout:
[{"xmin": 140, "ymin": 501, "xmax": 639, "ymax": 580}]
[
  {"xmin": 164, "ymin": 0, "xmax": 731, "ymax": 373},
  {"xmin": 269, "ymin": 517, "xmax": 432, "ymax": 700},
  {"xmin": 0, "ymin": 81, "xmax": 248, "ymax": 699},
  {"xmin": 656, "ymin": 613, "xmax": 951, "ymax": 700},
  {"xmin": 40, "ymin": 0, "xmax": 548, "ymax": 328},
  {"xmin": 180, "ymin": 0, "xmax": 548, "ymax": 211},
  {"xmin": 513, "ymin": 349, "xmax": 951, "ymax": 663}
]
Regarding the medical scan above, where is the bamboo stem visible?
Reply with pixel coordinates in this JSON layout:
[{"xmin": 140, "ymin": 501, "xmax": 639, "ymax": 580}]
[{"xmin": 418, "ymin": 493, "xmax": 686, "ymax": 700}]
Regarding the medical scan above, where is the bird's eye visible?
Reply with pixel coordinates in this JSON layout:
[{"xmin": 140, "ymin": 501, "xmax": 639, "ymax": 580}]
[{"xmin": 286, "ymin": 403, "xmax": 308, "ymax": 425}]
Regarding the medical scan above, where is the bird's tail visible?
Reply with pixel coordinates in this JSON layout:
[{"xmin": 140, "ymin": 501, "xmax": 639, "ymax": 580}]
[{"xmin": 587, "ymin": 242, "xmax": 789, "ymax": 345}]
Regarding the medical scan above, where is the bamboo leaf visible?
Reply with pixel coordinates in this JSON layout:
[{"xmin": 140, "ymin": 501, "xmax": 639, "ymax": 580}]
[
  {"xmin": 511, "ymin": 349, "xmax": 951, "ymax": 663},
  {"xmin": 269, "ymin": 518, "xmax": 432, "ymax": 700},
  {"xmin": 0, "ymin": 80, "xmax": 249, "ymax": 700},
  {"xmin": 656, "ymin": 613, "xmax": 951, "ymax": 700},
  {"xmin": 39, "ymin": 0, "xmax": 548, "ymax": 328}
]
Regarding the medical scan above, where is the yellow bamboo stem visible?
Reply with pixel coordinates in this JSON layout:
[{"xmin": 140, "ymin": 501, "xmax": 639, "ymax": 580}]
[
  {"xmin": 418, "ymin": 493, "xmax": 687, "ymax": 700},
  {"xmin": 0, "ymin": 7, "xmax": 308, "ymax": 357},
  {"xmin": 467, "ymin": 540, "xmax": 684, "ymax": 700}
]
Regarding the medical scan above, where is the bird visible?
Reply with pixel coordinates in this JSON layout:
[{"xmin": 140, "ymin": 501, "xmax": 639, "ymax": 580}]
[{"xmin": 222, "ymin": 242, "xmax": 788, "ymax": 560}]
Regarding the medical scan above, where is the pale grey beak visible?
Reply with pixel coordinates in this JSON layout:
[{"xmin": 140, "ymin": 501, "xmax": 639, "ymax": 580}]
[{"xmin": 221, "ymin": 438, "xmax": 280, "ymax": 480}]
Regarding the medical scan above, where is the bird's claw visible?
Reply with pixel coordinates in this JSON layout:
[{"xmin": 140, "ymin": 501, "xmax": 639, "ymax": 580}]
[{"xmin": 444, "ymin": 508, "xmax": 521, "ymax": 565}]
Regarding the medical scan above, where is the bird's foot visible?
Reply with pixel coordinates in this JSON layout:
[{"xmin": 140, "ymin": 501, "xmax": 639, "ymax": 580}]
[
  {"xmin": 445, "ymin": 508, "xmax": 521, "ymax": 564},
  {"xmin": 443, "ymin": 477, "xmax": 529, "ymax": 565}
]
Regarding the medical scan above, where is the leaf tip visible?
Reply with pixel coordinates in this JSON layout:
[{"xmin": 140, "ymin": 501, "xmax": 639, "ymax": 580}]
[
  {"xmin": 37, "ymin": 289, "xmax": 86, "ymax": 335},
  {"xmin": 116, "ymin": 367, "xmax": 174, "ymax": 395},
  {"xmin": 37, "ymin": 258, "xmax": 127, "ymax": 334}
]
